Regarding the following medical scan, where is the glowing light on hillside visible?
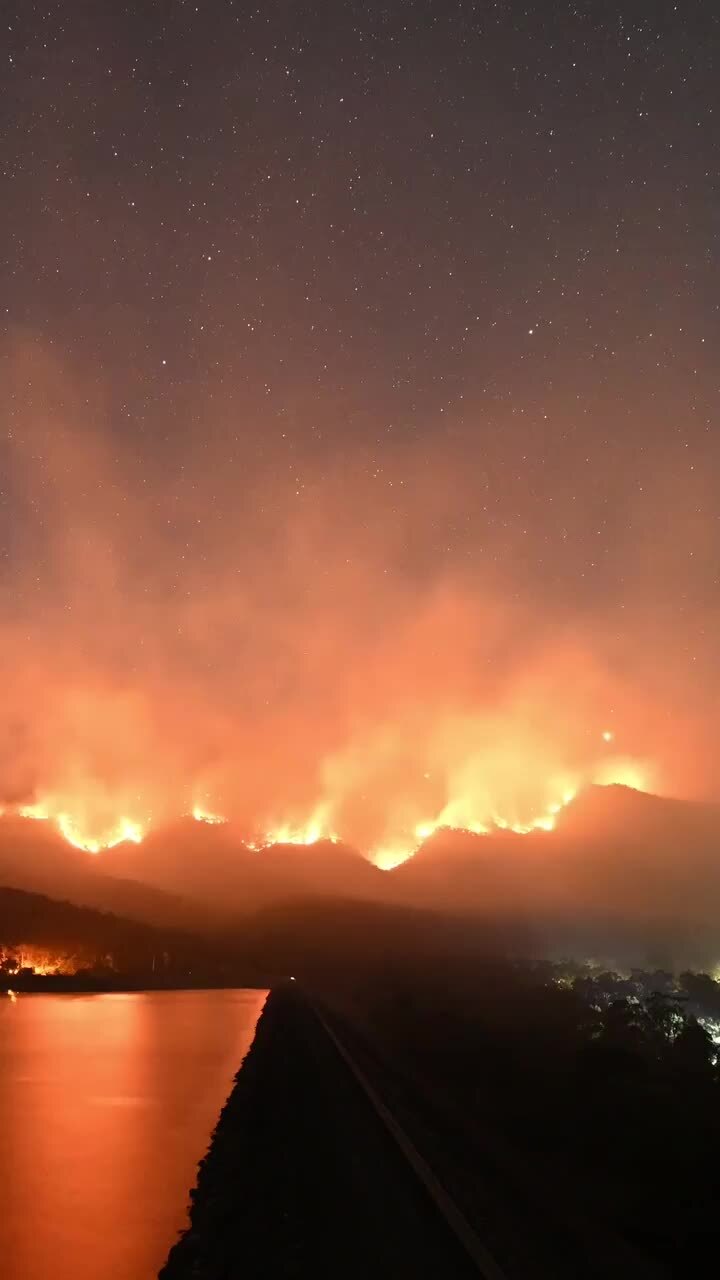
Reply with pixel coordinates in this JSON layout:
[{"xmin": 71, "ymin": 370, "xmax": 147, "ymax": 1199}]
[
  {"xmin": 370, "ymin": 783, "xmax": 580, "ymax": 868},
  {"xmin": 3, "ymin": 947, "xmax": 76, "ymax": 976},
  {"xmin": 265, "ymin": 821, "xmax": 328, "ymax": 846},
  {"xmin": 414, "ymin": 820, "xmax": 440, "ymax": 842},
  {"xmin": 18, "ymin": 804, "xmax": 51, "ymax": 822},
  {"xmin": 56, "ymin": 814, "xmax": 144, "ymax": 854},
  {"xmin": 602, "ymin": 730, "xmax": 614, "ymax": 743},
  {"xmin": 248, "ymin": 804, "xmax": 338, "ymax": 850},
  {"xmin": 593, "ymin": 756, "xmax": 652, "ymax": 792},
  {"xmin": 0, "ymin": 744, "xmax": 653, "ymax": 865},
  {"xmin": 373, "ymin": 842, "xmax": 417, "ymax": 871},
  {"xmin": 14, "ymin": 801, "xmax": 144, "ymax": 854},
  {"xmin": 192, "ymin": 806, "xmax": 228, "ymax": 825}
]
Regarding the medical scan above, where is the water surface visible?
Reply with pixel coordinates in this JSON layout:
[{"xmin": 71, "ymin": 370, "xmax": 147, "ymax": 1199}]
[{"xmin": 0, "ymin": 988, "xmax": 267, "ymax": 1280}]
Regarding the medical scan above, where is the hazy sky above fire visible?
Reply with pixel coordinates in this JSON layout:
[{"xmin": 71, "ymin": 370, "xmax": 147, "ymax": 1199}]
[{"xmin": 0, "ymin": 3, "xmax": 718, "ymax": 857}]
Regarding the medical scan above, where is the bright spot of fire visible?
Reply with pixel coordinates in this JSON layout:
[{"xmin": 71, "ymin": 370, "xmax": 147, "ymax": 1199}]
[
  {"xmin": 373, "ymin": 843, "xmax": 417, "ymax": 872},
  {"xmin": 247, "ymin": 807, "xmax": 338, "ymax": 850},
  {"xmin": 592, "ymin": 757, "xmax": 652, "ymax": 792},
  {"xmin": 57, "ymin": 814, "xmax": 144, "ymax": 854},
  {"xmin": 192, "ymin": 806, "xmax": 228, "ymax": 825},
  {"xmin": 1, "ymin": 946, "xmax": 75, "ymax": 976},
  {"xmin": 13, "ymin": 801, "xmax": 145, "ymax": 854},
  {"xmin": 414, "ymin": 821, "xmax": 439, "ymax": 842},
  {"xmin": 602, "ymin": 730, "xmax": 614, "ymax": 743},
  {"xmin": 18, "ymin": 804, "xmax": 51, "ymax": 822}
]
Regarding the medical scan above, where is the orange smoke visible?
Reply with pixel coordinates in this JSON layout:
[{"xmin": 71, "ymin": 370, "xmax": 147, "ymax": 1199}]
[{"xmin": 0, "ymin": 338, "xmax": 713, "ymax": 879}]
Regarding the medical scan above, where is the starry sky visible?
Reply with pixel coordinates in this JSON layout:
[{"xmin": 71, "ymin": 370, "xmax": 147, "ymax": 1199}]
[{"xmin": 1, "ymin": 1, "xmax": 719, "ymax": 850}]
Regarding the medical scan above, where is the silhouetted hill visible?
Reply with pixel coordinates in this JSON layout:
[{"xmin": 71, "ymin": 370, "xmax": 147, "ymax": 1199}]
[
  {"xmin": 559, "ymin": 783, "xmax": 720, "ymax": 847},
  {"xmin": 4, "ymin": 787, "xmax": 720, "ymax": 970},
  {"xmin": 391, "ymin": 785, "xmax": 720, "ymax": 968},
  {"xmin": 100, "ymin": 820, "xmax": 384, "ymax": 915},
  {"xmin": 0, "ymin": 816, "xmax": 204, "ymax": 929},
  {"xmin": 393, "ymin": 785, "xmax": 720, "ymax": 911},
  {"xmin": 0, "ymin": 884, "xmax": 526, "ymax": 991},
  {"xmin": 0, "ymin": 884, "xmax": 245, "ymax": 982},
  {"xmin": 255, "ymin": 837, "xmax": 384, "ymax": 901},
  {"xmin": 237, "ymin": 894, "xmax": 531, "ymax": 988},
  {"xmin": 553, "ymin": 785, "xmax": 720, "ymax": 922},
  {"xmin": 0, "ymin": 815, "xmax": 384, "ymax": 933}
]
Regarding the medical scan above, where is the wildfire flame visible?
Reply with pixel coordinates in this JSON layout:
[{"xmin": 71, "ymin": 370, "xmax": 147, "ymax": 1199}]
[
  {"xmin": 367, "ymin": 757, "xmax": 653, "ymax": 870},
  {"xmin": 370, "ymin": 783, "xmax": 580, "ymax": 870},
  {"xmin": 57, "ymin": 814, "xmax": 144, "ymax": 854},
  {"xmin": 1, "ymin": 946, "xmax": 75, "ymax": 976},
  {"xmin": 246, "ymin": 806, "xmax": 338, "ymax": 851},
  {"xmin": 592, "ymin": 756, "xmax": 651, "ymax": 792},
  {"xmin": 12, "ymin": 800, "xmax": 145, "ymax": 854},
  {"xmin": 191, "ymin": 806, "xmax": 228, "ymax": 826},
  {"xmin": 0, "ymin": 745, "xmax": 654, "ymax": 864}
]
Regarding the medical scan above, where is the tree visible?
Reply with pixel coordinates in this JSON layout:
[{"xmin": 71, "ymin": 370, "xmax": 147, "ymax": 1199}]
[
  {"xmin": 671, "ymin": 1019, "xmax": 715, "ymax": 1077},
  {"xmin": 644, "ymin": 990, "xmax": 686, "ymax": 1049}
]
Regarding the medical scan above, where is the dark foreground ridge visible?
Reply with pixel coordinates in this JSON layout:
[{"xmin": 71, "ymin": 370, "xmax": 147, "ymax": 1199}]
[{"xmin": 160, "ymin": 985, "xmax": 483, "ymax": 1279}]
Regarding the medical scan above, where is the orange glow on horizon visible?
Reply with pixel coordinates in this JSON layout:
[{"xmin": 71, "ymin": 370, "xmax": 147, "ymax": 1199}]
[{"xmin": 592, "ymin": 757, "xmax": 653, "ymax": 793}]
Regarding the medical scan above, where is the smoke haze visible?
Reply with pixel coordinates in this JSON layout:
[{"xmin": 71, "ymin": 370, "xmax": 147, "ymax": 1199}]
[{"xmin": 0, "ymin": 333, "xmax": 717, "ymax": 862}]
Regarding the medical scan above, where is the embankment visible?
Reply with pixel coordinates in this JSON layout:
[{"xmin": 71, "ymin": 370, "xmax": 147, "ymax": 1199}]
[{"xmin": 160, "ymin": 984, "xmax": 478, "ymax": 1279}]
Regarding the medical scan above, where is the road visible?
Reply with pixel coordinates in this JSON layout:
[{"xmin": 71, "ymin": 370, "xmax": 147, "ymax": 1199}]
[{"xmin": 161, "ymin": 984, "xmax": 487, "ymax": 1279}]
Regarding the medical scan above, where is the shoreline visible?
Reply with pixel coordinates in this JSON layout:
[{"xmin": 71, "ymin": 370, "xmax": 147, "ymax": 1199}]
[{"xmin": 2, "ymin": 975, "xmax": 269, "ymax": 995}]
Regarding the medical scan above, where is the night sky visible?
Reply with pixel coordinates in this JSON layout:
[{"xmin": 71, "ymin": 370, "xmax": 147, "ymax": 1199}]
[{"xmin": 1, "ymin": 2, "xmax": 719, "ymax": 855}]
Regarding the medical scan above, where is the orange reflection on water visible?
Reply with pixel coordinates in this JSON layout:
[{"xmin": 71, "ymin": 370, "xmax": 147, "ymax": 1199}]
[{"xmin": 0, "ymin": 989, "xmax": 266, "ymax": 1280}]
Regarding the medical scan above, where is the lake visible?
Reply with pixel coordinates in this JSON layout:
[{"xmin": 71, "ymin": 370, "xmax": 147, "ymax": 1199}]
[{"xmin": 0, "ymin": 988, "xmax": 267, "ymax": 1279}]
